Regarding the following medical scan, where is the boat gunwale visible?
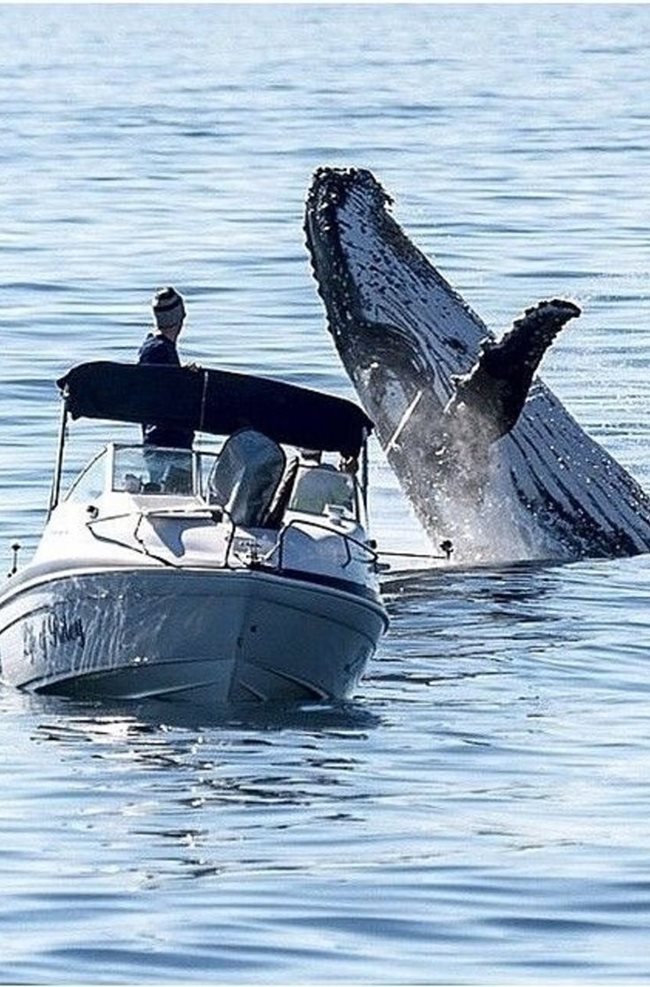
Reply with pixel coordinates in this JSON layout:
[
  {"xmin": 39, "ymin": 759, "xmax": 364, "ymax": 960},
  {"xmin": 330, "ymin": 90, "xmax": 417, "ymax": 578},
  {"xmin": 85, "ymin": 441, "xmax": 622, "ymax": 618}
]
[{"xmin": 0, "ymin": 561, "xmax": 388, "ymax": 621}]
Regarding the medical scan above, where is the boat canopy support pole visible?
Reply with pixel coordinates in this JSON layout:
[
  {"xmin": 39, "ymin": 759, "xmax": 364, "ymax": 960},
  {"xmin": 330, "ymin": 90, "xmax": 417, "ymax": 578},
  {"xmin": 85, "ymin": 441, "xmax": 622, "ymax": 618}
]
[
  {"xmin": 360, "ymin": 437, "xmax": 369, "ymax": 514},
  {"xmin": 47, "ymin": 400, "xmax": 68, "ymax": 518}
]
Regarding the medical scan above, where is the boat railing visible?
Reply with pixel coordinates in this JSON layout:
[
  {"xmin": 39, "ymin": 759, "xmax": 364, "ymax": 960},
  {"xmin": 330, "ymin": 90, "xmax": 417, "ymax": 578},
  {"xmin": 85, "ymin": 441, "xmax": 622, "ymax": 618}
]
[
  {"xmin": 85, "ymin": 502, "xmax": 378, "ymax": 577},
  {"xmin": 137, "ymin": 507, "xmax": 379, "ymax": 575},
  {"xmin": 261, "ymin": 517, "xmax": 379, "ymax": 574},
  {"xmin": 135, "ymin": 504, "xmax": 240, "ymax": 569},
  {"xmin": 83, "ymin": 503, "xmax": 239, "ymax": 571}
]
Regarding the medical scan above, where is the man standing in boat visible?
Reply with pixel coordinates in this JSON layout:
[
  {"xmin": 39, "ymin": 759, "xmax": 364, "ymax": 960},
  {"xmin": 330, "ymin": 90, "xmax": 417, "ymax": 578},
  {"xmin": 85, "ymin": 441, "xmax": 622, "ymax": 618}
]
[
  {"xmin": 138, "ymin": 286, "xmax": 194, "ymax": 489},
  {"xmin": 138, "ymin": 286, "xmax": 194, "ymax": 449}
]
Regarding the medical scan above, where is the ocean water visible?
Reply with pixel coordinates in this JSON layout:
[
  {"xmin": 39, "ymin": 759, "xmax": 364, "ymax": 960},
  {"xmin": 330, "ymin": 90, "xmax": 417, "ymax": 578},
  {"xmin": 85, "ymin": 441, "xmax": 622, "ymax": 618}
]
[{"xmin": 2, "ymin": 4, "xmax": 650, "ymax": 983}]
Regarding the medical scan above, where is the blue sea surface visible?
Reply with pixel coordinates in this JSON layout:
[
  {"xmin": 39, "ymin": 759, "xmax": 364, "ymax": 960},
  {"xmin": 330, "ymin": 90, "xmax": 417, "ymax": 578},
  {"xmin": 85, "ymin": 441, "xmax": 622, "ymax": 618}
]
[{"xmin": 2, "ymin": 4, "xmax": 650, "ymax": 983}]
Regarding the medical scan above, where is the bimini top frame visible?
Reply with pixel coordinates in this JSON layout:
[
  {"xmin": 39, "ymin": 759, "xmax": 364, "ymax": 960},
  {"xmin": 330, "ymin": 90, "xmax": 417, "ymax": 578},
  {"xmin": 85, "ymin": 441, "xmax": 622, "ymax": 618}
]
[
  {"xmin": 57, "ymin": 362, "xmax": 372, "ymax": 457},
  {"xmin": 49, "ymin": 362, "xmax": 374, "ymax": 516}
]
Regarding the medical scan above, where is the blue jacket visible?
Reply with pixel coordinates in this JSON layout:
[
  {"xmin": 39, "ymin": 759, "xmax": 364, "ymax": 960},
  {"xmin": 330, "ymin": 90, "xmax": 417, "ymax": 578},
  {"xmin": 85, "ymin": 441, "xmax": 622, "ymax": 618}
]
[{"xmin": 137, "ymin": 333, "xmax": 194, "ymax": 449}]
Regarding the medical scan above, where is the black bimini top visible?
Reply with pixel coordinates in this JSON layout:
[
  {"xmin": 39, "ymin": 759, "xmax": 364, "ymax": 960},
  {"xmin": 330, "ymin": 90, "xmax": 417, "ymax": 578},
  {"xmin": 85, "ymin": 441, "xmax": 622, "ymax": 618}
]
[{"xmin": 57, "ymin": 361, "xmax": 373, "ymax": 457}]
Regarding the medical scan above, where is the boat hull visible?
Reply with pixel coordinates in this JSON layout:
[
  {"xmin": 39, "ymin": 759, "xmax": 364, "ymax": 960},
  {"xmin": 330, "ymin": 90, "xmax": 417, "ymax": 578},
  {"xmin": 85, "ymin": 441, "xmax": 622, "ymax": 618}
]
[{"xmin": 0, "ymin": 567, "xmax": 387, "ymax": 703}]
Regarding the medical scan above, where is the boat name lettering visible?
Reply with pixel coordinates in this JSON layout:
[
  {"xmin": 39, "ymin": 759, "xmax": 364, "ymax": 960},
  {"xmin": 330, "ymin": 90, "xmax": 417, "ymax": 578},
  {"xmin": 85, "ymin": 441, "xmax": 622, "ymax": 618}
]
[{"xmin": 23, "ymin": 614, "xmax": 85, "ymax": 660}]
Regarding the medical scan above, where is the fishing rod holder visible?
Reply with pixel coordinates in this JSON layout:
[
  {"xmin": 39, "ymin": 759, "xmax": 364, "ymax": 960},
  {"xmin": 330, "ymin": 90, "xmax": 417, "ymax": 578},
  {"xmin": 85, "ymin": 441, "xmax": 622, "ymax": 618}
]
[
  {"xmin": 7, "ymin": 542, "xmax": 21, "ymax": 578},
  {"xmin": 440, "ymin": 539, "xmax": 454, "ymax": 561}
]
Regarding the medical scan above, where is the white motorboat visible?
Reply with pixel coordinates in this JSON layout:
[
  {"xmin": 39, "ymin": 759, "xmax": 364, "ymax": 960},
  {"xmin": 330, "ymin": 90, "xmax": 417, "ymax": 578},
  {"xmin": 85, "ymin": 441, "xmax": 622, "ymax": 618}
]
[{"xmin": 0, "ymin": 362, "xmax": 388, "ymax": 704}]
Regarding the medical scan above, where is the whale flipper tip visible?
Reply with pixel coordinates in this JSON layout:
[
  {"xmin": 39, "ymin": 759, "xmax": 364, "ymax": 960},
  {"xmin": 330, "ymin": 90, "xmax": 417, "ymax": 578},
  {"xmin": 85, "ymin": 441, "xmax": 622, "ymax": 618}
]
[{"xmin": 445, "ymin": 297, "xmax": 581, "ymax": 445}]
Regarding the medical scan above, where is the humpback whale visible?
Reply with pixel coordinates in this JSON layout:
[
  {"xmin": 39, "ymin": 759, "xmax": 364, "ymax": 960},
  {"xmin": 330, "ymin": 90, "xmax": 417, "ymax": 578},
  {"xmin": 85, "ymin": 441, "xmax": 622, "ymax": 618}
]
[{"xmin": 304, "ymin": 167, "xmax": 650, "ymax": 563}]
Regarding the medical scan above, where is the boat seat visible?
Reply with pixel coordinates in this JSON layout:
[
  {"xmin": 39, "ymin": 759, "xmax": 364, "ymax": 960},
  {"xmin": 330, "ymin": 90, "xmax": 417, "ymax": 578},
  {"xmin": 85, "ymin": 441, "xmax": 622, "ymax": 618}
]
[
  {"xmin": 261, "ymin": 457, "xmax": 299, "ymax": 529},
  {"xmin": 207, "ymin": 429, "xmax": 286, "ymax": 527},
  {"xmin": 162, "ymin": 463, "xmax": 193, "ymax": 495},
  {"xmin": 123, "ymin": 473, "xmax": 142, "ymax": 494}
]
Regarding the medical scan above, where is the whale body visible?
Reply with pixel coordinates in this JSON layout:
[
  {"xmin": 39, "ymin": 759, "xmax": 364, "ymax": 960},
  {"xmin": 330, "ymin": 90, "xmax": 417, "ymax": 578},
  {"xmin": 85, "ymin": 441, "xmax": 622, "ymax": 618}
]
[{"xmin": 304, "ymin": 167, "xmax": 650, "ymax": 563}]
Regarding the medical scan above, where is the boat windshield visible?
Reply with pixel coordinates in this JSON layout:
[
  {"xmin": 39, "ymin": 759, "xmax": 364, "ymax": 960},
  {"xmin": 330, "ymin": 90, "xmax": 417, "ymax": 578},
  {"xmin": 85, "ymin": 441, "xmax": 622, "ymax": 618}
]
[
  {"xmin": 63, "ymin": 443, "xmax": 361, "ymax": 522},
  {"xmin": 288, "ymin": 463, "xmax": 358, "ymax": 519},
  {"xmin": 65, "ymin": 449, "xmax": 108, "ymax": 503},
  {"xmin": 111, "ymin": 445, "xmax": 217, "ymax": 497}
]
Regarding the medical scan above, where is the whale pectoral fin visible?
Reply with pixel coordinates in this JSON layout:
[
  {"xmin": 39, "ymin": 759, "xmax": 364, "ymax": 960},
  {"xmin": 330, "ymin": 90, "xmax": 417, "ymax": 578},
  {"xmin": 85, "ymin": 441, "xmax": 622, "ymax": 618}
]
[{"xmin": 444, "ymin": 298, "xmax": 581, "ymax": 443}]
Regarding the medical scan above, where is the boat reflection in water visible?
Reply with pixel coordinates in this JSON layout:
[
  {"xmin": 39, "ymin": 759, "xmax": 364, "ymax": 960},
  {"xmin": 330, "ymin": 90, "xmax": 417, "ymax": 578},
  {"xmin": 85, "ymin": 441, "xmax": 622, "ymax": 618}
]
[{"xmin": 0, "ymin": 362, "xmax": 388, "ymax": 704}]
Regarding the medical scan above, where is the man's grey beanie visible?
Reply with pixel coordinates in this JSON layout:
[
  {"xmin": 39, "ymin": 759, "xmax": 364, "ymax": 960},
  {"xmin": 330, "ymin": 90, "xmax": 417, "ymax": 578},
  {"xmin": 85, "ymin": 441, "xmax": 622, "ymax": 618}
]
[{"xmin": 152, "ymin": 286, "xmax": 186, "ymax": 329}]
